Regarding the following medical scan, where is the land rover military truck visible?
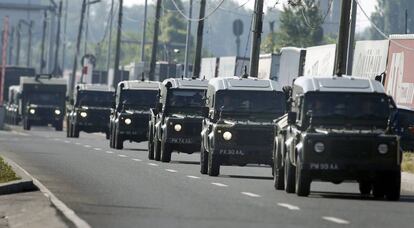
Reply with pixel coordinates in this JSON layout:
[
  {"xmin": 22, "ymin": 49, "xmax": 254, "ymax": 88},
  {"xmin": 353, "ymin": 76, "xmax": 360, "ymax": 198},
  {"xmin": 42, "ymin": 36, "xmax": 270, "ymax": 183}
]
[
  {"xmin": 109, "ymin": 80, "xmax": 159, "ymax": 149},
  {"xmin": 273, "ymin": 76, "xmax": 401, "ymax": 200},
  {"xmin": 67, "ymin": 84, "xmax": 114, "ymax": 138},
  {"xmin": 5, "ymin": 86, "xmax": 21, "ymax": 125},
  {"xmin": 200, "ymin": 76, "xmax": 286, "ymax": 176},
  {"xmin": 148, "ymin": 78, "xmax": 208, "ymax": 162},
  {"xmin": 19, "ymin": 75, "xmax": 67, "ymax": 131}
]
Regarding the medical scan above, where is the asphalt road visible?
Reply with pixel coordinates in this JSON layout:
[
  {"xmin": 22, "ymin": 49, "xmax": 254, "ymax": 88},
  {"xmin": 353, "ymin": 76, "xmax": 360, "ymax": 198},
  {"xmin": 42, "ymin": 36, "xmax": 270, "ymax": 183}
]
[{"xmin": 1, "ymin": 125, "xmax": 414, "ymax": 228}]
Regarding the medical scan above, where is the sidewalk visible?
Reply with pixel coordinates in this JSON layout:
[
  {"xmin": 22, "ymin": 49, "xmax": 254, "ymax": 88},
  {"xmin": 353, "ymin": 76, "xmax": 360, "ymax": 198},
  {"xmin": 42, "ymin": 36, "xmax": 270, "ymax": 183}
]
[
  {"xmin": 402, "ymin": 172, "xmax": 414, "ymax": 193},
  {"xmin": 0, "ymin": 191, "xmax": 68, "ymax": 228}
]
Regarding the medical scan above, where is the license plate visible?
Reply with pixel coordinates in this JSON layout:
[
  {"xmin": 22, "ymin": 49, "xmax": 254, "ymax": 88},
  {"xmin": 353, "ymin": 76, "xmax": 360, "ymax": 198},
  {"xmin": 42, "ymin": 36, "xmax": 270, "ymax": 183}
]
[
  {"xmin": 309, "ymin": 163, "xmax": 339, "ymax": 170},
  {"xmin": 170, "ymin": 138, "xmax": 193, "ymax": 144},
  {"xmin": 219, "ymin": 149, "xmax": 245, "ymax": 156}
]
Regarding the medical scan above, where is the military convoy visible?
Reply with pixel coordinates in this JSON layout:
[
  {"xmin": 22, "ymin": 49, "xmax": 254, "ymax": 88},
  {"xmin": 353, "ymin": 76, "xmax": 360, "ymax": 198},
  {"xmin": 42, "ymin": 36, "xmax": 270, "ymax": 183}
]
[
  {"xmin": 148, "ymin": 78, "xmax": 208, "ymax": 162},
  {"xmin": 18, "ymin": 75, "xmax": 67, "ymax": 131},
  {"xmin": 109, "ymin": 80, "xmax": 159, "ymax": 149},
  {"xmin": 200, "ymin": 76, "xmax": 286, "ymax": 176},
  {"xmin": 66, "ymin": 84, "xmax": 114, "ymax": 138}
]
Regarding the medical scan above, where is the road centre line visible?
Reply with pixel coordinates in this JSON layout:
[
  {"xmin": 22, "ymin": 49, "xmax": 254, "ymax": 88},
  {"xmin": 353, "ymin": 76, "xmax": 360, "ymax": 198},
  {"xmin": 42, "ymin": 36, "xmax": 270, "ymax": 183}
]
[
  {"xmin": 322, "ymin": 216, "xmax": 350, "ymax": 225},
  {"xmin": 211, "ymin": 182, "xmax": 228, "ymax": 187},
  {"xmin": 84, "ymin": 145, "xmax": 91, "ymax": 148},
  {"xmin": 132, "ymin": 158, "xmax": 142, "ymax": 162},
  {"xmin": 75, "ymin": 142, "xmax": 81, "ymax": 145},
  {"xmin": 187, "ymin": 175, "xmax": 200, "ymax": 179},
  {"xmin": 241, "ymin": 192, "xmax": 261, "ymax": 198},
  {"xmin": 148, "ymin": 163, "xmax": 159, "ymax": 167},
  {"xmin": 93, "ymin": 148, "xmax": 102, "ymax": 151},
  {"xmin": 106, "ymin": 151, "xmax": 114, "ymax": 154},
  {"xmin": 277, "ymin": 203, "xmax": 300, "ymax": 211},
  {"xmin": 118, "ymin": 154, "xmax": 128, "ymax": 158},
  {"xmin": 64, "ymin": 140, "xmax": 71, "ymax": 143},
  {"xmin": 165, "ymin": 169, "xmax": 178, "ymax": 173}
]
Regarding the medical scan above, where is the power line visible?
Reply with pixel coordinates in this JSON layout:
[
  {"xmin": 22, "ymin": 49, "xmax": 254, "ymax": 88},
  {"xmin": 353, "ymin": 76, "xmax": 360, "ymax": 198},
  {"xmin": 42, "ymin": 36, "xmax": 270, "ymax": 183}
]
[{"xmin": 170, "ymin": 0, "xmax": 226, "ymax": 21}]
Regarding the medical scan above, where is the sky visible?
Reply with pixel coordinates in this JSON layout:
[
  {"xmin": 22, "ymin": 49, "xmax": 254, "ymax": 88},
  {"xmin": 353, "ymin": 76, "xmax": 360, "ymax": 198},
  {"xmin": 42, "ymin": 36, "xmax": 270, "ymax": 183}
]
[{"xmin": 123, "ymin": 0, "xmax": 377, "ymax": 32}]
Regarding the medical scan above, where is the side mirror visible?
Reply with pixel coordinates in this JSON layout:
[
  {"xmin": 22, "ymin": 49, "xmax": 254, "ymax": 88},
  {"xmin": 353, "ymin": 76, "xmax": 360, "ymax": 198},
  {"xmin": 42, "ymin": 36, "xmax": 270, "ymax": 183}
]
[
  {"xmin": 287, "ymin": 112, "xmax": 297, "ymax": 125},
  {"xmin": 202, "ymin": 107, "xmax": 209, "ymax": 118}
]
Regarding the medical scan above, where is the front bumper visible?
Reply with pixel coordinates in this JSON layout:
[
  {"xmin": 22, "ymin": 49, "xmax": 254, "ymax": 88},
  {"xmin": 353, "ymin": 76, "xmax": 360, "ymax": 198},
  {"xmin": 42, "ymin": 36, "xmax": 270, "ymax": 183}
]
[{"xmin": 117, "ymin": 114, "xmax": 150, "ymax": 141}]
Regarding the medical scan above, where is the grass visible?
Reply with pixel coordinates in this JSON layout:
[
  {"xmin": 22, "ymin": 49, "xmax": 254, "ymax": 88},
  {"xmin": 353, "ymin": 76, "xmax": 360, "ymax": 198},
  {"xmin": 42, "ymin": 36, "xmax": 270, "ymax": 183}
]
[
  {"xmin": 402, "ymin": 152, "xmax": 414, "ymax": 174},
  {"xmin": 0, "ymin": 156, "xmax": 20, "ymax": 183}
]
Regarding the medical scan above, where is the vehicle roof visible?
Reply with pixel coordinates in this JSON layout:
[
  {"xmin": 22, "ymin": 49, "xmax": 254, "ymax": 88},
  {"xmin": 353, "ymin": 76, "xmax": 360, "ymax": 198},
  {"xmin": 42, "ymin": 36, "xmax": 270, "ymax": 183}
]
[
  {"xmin": 162, "ymin": 78, "xmax": 208, "ymax": 90},
  {"xmin": 20, "ymin": 76, "xmax": 67, "ymax": 86},
  {"xmin": 294, "ymin": 76, "xmax": 386, "ymax": 94},
  {"xmin": 208, "ymin": 76, "xmax": 283, "ymax": 92},
  {"xmin": 118, "ymin": 80, "xmax": 160, "ymax": 90},
  {"xmin": 76, "ymin": 83, "xmax": 114, "ymax": 92}
]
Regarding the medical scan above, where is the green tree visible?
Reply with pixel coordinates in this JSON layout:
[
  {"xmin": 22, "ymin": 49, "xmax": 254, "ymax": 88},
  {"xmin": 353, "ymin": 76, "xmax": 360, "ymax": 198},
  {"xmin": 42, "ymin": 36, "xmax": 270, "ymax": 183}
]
[
  {"xmin": 262, "ymin": 0, "xmax": 325, "ymax": 53},
  {"xmin": 370, "ymin": 0, "xmax": 414, "ymax": 40}
]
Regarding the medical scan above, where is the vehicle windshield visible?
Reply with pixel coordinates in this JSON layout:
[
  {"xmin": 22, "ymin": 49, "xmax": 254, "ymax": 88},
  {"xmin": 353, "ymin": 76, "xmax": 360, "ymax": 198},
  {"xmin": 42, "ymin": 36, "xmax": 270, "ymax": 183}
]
[
  {"xmin": 121, "ymin": 90, "xmax": 158, "ymax": 110},
  {"xmin": 304, "ymin": 92, "xmax": 391, "ymax": 127},
  {"xmin": 28, "ymin": 92, "xmax": 64, "ymax": 106},
  {"xmin": 215, "ymin": 90, "xmax": 286, "ymax": 119},
  {"xmin": 166, "ymin": 89, "xmax": 205, "ymax": 115},
  {"xmin": 76, "ymin": 91, "xmax": 113, "ymax": 108}
]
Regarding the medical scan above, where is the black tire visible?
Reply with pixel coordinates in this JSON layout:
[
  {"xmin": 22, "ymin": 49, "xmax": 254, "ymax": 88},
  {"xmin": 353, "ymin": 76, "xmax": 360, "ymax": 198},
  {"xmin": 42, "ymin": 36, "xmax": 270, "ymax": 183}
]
[
  {"xmin": 200, "ymin": 144, "xmax": 208, "ymax": 175},
  {"xmin": 284, "ymin": 153, "xmax": 296, "ymax": 194},
  {"xmin": 273, "ymin": 139, "xmax": 285, "ymax": 190},
  {"xmin": 114, "ymin": 132, "xmax": 124, "ymax": 150},
  {"xmin": 66, "ymin": 121, "xmax": 72, "ymax": 137},
  {"xmin": 359, "ymin": 181, "xmax": 372, "ymax": 196},
  {"xmin": 154, "ymin": 137, "xmax": 161, "ymax": 161},
  {"xmin": 295, "ymin": 156, "xmax": 311, "ymax": 197},
  {"xmin": 55, "ymin": 121, "xmax": 63, "ymax": 131},
  {"xmin": 72, "ymin": 124, "xmax": 80, "ymax": 138},
  {"xmin": 208, "ymin": 152, "xmax": 220, "ymax": 176},
  {"xmin": 373, "ymin": 181, "xmax": 385, "ymax": 199},
  {"xmin": 161, "ymin": 142, "xmax": 172, "ymax": 163},
  {"xmin": 105, "ymin": 129, "xmax": 110, "ymax": 140},
  {"xmin": 23, "ymin": 118, "xmax": 31, "ymax": 131},
  {"xmin": 384, "ymin": 171, "xmax": 401, "ymax": 201},
  {"xmin": 148, "ymin": 130, "xmax": 155, "ymax": 160},
  {"xmin": 109, "ymin": 127, "xmax": 114, "ymax": 148}
]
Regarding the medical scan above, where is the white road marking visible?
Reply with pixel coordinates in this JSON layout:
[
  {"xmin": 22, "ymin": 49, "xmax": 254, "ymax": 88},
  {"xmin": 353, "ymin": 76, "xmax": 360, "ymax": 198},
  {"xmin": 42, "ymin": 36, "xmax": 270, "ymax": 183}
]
[
  {"xmin": 211, "ymin": 182, "xmax": 228, "ymax": 187},
  {"xmin": 93, "ymin": 148, "xmax": 102, "ymax": 151},
  {"xmin": 64, "ymin": 140, "xmax": 71, "ymax": 143},
  {"xmin": 241, "ymin": 192, "xmax": 261, "ymax": 198},
  {"xmin": 277, "ymin": 203, "xmax": 300, "ymax": 211},
  {"xmin": 106, "ymin": 151, "xmax": 114, "ymax": 154},
  {"xmin": 84, "ymin": 145, "xmax": 91, "ymax": 148},
  {"xmin": 118, "ymin": 154, "xmax": 128, "ymax": 158},
  {"xmin": 322, "ymin": 216, "xmax": 350, "ymax": 225},
  {"xmin": 165, "ymin": 169, "xmax": 177, "ymax": 173},
  {"xmin": 148, "ymin": 163, "xmax": 159, "ymax": 167},
  {"xmin": 12, "ymin": 131, "xmax": 29, "ymax": 136},
  {"xmin": 75, "ymin": 142, "xmax": 81, "ymax": 145},
  {"xmin": 132, "ymin": 158, "xmax": 142, "ymax": 162},
  {"xmin": 187, "ymin": 175, "xmax": 200, "ymax": 179}
]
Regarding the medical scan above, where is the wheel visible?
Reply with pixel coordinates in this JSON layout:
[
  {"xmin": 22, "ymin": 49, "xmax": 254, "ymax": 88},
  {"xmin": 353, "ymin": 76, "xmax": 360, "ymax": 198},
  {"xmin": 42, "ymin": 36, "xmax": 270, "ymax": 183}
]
[
  {"xmin": 23, "ymin": 118, "xmax": 31, "ymax": 131},
  {"xmin": 154, "ymin": 137, "xmax": 161, "ymax": 161},
  {"xmin": 359, "ymin": 181, "xmax": 372, "ymax": 196},
  {"xmin": 200, "ymin": 144, "xmax": 208, "ymax": 174},
  {"xmin": 384, "ymin": 171, "xmax": 401, "ymax": 201},
  {"xmin": 148, "ymin": 130, "xmax": 155, "ymax": 160},
  {"xmin": 55, "ymin": 121, "xmax": 63, "ymax": 131},
  {"xmin": 72, "ymin": 124, "xmax": 80, "ymax": 138},
  {"xmin": 284, "ymin": 153, "xmax": 296, "ymax": 193},
  {"xmin": 114, "ymin": 132, "xmax": 123, "ymax": 150},
  {"xmin": 109, "ymin": 126, "xmax": 114, "ymax": 148},
  {"xmin": 373, "ymin": 181, "xmax": 385, "ymax": 199},
  {"xmin": 295, "ymin": 155, "xmax": 311, "ymax": 197},
  {"xmin": 208, "ymin": 152, "xmax": 220, "ymax": 176},
  {"xmin": 273, "ymin": 139, "xmax": 285, "ymax": 190},
  {"xmin": 105, "ymin": 129, "xmax": 110, "ymax": 140},
  {"xmin": 161, "ymin": 142, "xmax": 172, "ymax": 163},
  {"xmin": 66, "ymin": 120, "xmax": 72, "ymax": 137}
]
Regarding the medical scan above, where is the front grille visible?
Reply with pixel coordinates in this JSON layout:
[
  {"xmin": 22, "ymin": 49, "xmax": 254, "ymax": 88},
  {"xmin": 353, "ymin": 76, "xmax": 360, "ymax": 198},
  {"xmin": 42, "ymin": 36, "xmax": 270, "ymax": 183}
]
[
  {"xmin": 182, "ymin": 122, "xmax": 202, "ymax": 135},
  {"xmin": 233, "ymin": 128, "xmax": 274, "ymax": 146},
  {"xmin": 330, "ymin": 139, "xmax": 373, "ymax": 159},
  {"xmin": 33, "ymin": 107, "xmax": 56, "ymax": 119},
  {"xmin": 86, "ymin": 109, "xmax": 110, "ymax": 124}
]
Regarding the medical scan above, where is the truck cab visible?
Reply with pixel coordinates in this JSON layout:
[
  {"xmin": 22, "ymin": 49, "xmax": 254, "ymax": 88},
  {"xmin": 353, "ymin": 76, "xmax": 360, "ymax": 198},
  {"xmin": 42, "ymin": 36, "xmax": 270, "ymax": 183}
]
[
  {"xmin": 148, "ymin": 78, "xmax": 208, "ymax": 162},
  {"xmin": 109, "ymin": 80, "xmax": 160, "ymax": 149},
  {"xmin": 67, "ymin": 84, "xmax": 114, "ymax": 138},
  {"xmin": 5, "ymin": 86, "xmax": 21, "ymax": 125},
  {"xmin": 200, "ymin": 76, "xmax": 286, "ymax": 176},
  {"xmin": 273, "ymin": 76, "xmax": 401, "ymax": 200},
  {"xmin": 19, "ymin": 75, "xmax": 67, "ymax": 131}
]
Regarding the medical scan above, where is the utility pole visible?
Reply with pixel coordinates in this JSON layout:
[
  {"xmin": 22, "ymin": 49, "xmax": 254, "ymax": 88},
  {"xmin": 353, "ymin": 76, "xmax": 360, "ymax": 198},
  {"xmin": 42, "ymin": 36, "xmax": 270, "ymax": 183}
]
[
  {"xmin": 70, "ymin": 0, "xmax": 87, "ymax": 98},
  {"xmin": 149, "ymin": 0, "xmax": 162, "ymax": 81},
  {"xmin": 249, "ymin": 0, "xmax": 264, "ymax": 77},
  {"xmin": 334, "ymin": 0, "xmax": 352, "ymax": 76},
  {"xmin": 15, "ymin": 22, "xmax": 21, "ymax": 66},
  {"xmin": 40, "ymin": 11, "xmax": 48, "ymax": 73},
  {"xmin": 183, "ymin": 0, "xmax": 193, "ymax": 77},
  {"xmin": 7, "ymin": 27, "xmax": 13, "ymax": 65},
  {"xmin": 141, "ymin": 0, "xmax": 148, "ymax": 62},
  {"xmin": 346, "ymin": 0, "xmax": 356, "ymax": 75},
  {"xmin": 53, "ymin": 0, "xmax": 63, "ymax": 75},
  {"xmin": 193, "ymin": 0, "xmax": 206, "ymax": 78},
  {"xmin": 113, "ymin": 0, "xmax": 123, "ymax": 87},
  {"xmin": 61, "ymin": 0, "xmax": 68, "ymax": 71},
  {"xmin": 84, "ymin": 2, "xmax": 90, "ymax": 56},
  {"xmin": 405, "ymin": 9, "xmax": 408, "ymax": 34},
  {"xmin": 26, "ymin": 21, "xmax": 33, "ymax": 67},
  {"xmin": 48, "ymin": 8, "xmax": 57, "ymax": 73},
  {"xmin": 106, "ymin": 0, "xmax": 114, "ymax": 73}
]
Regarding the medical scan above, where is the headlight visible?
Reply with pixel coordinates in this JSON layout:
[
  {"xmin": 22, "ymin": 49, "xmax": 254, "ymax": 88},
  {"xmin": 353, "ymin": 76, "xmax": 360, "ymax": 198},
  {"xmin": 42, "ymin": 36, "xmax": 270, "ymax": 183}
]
[
  {"xmin": 174, "ymin": 124, "xmax": 182, "ymax": 132},
  {"xmin": 124, "ymin": 118, "xmax": 132, "ymax": 125},
  {"xmin": 314, "ymin": 142, "xmax": 325, "ymax": 153},
  {"xmin": 378, "ymin": 144, "xmax": 389, "ymax": 154},
  {"xmin": 223, "ymin": 131, "xmax": 232, "ymax": 141},
  {"xmin": 80, "ymin": 112, "xmax": 88, "ymax": 118},
  {"xmin": 29, "ymin": 109, "xmax": 36, "ymax": 114},
  {"xmin": 54, "ymin": 109, "xmax": 61, "ymax": 115}
]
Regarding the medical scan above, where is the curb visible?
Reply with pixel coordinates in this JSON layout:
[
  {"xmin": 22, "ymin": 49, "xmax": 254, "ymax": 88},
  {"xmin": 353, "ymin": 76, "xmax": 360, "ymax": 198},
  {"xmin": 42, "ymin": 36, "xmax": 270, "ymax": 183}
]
[
  {"xmin": 402, "ymin": 172, "xmax": 414, "ymax": 193},
  {"xmin": 1, "ymin": 157, "xmax": 91, "ymax": 228},
  {"xmin": 0, "ymin": 158, "xmax": 37, "ymax": 195}
]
